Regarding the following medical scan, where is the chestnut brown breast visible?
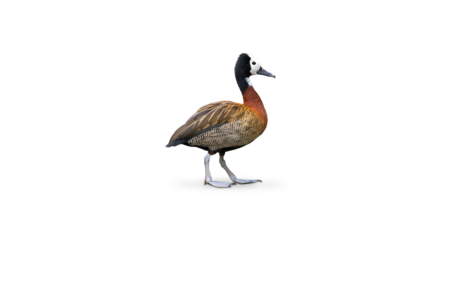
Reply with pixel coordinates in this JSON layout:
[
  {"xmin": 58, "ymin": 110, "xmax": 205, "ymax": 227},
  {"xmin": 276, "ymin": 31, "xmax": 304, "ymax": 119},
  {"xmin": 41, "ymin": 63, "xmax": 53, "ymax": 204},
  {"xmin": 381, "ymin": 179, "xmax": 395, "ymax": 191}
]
[{"xmin": 243, "ymin": 86, "xmax": 268, "ymax": 131}]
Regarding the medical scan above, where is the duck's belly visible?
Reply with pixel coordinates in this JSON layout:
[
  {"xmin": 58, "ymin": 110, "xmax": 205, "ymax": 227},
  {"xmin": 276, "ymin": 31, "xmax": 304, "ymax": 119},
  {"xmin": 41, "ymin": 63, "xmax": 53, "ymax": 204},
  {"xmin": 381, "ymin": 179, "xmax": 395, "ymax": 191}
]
[{"xmin": 187, "ymin": 110, "xmax": 264, "ymax": 151}]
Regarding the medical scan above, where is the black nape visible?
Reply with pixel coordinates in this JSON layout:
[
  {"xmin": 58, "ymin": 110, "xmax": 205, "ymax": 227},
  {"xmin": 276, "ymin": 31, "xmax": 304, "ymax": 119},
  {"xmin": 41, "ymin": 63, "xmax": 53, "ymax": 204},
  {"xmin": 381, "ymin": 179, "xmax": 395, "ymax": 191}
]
[{"xmin": 234, "ymin": 53, "xmax": 252, "ymax": 95}]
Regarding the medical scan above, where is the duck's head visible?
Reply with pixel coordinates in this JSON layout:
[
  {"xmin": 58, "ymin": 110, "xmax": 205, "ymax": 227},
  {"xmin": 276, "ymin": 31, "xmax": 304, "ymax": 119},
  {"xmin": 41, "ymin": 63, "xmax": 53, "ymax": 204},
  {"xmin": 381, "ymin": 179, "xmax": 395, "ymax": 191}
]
[{"xmin": 233, "ymin": 52, "xmax": 278, "ymax": 95}]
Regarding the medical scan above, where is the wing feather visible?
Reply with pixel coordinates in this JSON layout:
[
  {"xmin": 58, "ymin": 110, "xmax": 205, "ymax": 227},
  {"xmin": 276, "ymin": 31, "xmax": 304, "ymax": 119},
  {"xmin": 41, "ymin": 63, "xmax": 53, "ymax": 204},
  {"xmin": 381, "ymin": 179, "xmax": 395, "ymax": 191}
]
[{"xmin": 168, "ymin": 101, "xmax": 245, "ymax": 145}]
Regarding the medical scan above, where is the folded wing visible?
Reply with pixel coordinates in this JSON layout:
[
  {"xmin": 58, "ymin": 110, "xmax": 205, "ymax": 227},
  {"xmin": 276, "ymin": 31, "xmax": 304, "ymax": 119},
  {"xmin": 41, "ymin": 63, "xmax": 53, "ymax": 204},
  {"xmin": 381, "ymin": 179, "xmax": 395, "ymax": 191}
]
[{"xmin": 167, "ymin": 101, "xmax": 246, "ymax": 146}]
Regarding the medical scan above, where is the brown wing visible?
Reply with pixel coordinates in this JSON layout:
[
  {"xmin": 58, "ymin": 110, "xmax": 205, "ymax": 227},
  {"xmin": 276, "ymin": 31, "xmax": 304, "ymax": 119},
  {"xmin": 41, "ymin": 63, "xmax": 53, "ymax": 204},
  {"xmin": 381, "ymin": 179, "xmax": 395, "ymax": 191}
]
[{"xmin": 168, "ymin": 101, "xmax": 246, "ymax": 145}]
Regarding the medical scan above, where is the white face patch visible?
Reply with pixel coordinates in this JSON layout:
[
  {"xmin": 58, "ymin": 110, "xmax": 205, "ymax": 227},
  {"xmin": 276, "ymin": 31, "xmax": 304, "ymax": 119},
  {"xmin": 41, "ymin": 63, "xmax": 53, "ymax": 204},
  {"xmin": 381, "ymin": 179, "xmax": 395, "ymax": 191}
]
[{"xmin": 248, "ymin": 54, "xmax": 261, "ymax": 75}]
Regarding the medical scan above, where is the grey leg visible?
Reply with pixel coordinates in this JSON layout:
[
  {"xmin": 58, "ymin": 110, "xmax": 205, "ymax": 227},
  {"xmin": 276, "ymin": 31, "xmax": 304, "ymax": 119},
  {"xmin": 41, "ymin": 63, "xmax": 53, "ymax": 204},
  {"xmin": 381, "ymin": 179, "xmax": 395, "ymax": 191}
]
[
  {"xmin": 203, "ymin": 153, "xmax": 232, "ymax": 188},
  {"xmin": 217, "ymin": 154, "xmax": 262, "ymax": 183}
]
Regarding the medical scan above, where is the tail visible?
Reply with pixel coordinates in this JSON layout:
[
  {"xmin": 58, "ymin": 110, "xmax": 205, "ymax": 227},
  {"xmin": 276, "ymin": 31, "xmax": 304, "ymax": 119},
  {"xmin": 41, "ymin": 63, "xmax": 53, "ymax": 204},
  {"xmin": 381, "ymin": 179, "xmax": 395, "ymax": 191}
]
[{"xmin": 165, "ymin": 138, "xmax": 190, "ymax": 148}]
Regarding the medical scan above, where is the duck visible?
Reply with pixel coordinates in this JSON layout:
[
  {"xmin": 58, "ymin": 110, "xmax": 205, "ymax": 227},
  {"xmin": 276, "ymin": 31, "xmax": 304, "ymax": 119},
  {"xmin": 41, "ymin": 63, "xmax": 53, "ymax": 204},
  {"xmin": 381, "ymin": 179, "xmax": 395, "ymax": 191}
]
[{"xmin": 166, "ymin": 53, "xmax": 276, "ymax": 188}]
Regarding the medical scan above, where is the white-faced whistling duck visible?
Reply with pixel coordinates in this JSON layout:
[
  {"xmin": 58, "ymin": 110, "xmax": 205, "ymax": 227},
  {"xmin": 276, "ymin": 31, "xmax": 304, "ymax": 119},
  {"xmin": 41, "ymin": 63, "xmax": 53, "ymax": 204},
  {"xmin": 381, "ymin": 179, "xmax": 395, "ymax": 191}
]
[{"xmin": 164, "ymin": 52, "xmax": 278, "ymax": 188}]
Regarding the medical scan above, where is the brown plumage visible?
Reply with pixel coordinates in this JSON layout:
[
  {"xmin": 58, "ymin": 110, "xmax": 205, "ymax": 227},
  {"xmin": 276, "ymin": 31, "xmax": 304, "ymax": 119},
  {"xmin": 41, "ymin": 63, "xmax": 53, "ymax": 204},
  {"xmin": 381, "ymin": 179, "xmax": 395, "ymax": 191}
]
[
  {"xmin": 167, "ymin": 87, "xmax": 267, "ymax": 153},
  {"xmin": 165, "ymin": 53, "xmax": 275, "ymax": 188},
  {"xmin": 164, "ymin": 53, "xmax": 277, "ymax": 154}
]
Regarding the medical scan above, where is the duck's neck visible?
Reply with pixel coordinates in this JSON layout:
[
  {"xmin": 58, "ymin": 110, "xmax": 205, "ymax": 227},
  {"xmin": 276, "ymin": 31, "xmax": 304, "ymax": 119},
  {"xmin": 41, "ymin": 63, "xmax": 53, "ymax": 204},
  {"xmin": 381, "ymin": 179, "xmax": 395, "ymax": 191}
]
[
  {"xmin": 242, "ymin": 85, "xmax": 268, "ymax": 130},
  {"xmin": 236, "ymin": 74, "xmax": 253, "ymax": 95}
]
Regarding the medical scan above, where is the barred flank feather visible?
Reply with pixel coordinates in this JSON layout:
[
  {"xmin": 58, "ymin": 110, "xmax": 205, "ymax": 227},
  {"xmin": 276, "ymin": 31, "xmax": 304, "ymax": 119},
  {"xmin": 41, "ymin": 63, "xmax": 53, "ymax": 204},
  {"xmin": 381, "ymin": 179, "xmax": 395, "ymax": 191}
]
[
  {"xmin": 168, "ymin": 101, "xmax": 245, "ymax": 145},
  {"xmin": 187, "ymin": 109, "xmax": 263, "ymax": 151}
]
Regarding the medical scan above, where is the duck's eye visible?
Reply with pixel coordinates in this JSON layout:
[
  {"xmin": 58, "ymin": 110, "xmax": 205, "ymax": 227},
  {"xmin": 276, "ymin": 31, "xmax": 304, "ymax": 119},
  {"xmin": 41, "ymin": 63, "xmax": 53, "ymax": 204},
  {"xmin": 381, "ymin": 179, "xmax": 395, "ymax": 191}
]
[{"xmin": 252, "ymin": 61, "xmax": 256, "ymax": 65}]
